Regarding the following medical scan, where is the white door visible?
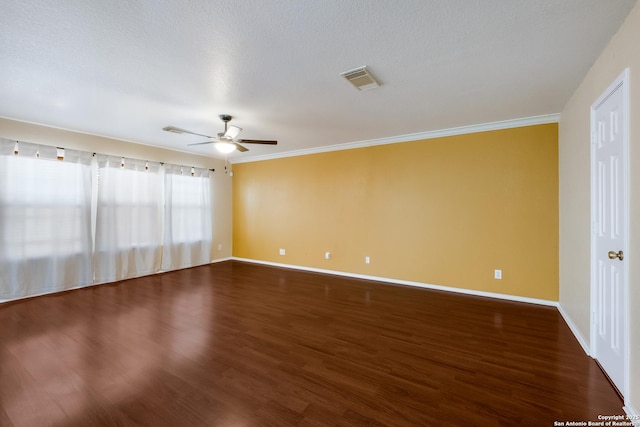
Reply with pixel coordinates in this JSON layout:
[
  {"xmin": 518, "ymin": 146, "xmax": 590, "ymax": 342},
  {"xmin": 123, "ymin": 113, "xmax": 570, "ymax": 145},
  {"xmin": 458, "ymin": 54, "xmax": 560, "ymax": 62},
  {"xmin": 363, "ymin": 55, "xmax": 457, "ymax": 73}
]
[{"xmin": 591, "ymin": 69, "xmax": 629, "ymax": 396}]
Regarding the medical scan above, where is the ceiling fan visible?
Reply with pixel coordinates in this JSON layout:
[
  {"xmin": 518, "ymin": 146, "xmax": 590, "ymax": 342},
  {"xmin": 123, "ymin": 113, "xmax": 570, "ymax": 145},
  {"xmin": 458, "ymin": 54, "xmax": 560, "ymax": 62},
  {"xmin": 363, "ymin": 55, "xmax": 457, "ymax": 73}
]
[{"xmin": 162, "ymin": 114, "xmax": 277, "ymax": 153}]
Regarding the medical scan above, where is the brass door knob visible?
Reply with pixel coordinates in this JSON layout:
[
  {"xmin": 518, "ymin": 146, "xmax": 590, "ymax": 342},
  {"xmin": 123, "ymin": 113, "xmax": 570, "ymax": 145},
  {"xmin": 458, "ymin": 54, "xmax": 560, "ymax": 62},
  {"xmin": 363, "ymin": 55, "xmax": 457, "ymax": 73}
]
[{"xmin": 608, "ymin": 250, "xmax": 624, "ymax": 261}]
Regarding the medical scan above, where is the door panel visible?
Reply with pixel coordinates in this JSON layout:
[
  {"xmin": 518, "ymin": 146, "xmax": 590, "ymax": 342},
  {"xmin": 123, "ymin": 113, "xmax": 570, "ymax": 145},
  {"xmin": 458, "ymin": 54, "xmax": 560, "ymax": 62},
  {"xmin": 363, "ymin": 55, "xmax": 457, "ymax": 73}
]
[{"xmin": 591, "ymin": 76, "xmax": 627, "ymax": 394}]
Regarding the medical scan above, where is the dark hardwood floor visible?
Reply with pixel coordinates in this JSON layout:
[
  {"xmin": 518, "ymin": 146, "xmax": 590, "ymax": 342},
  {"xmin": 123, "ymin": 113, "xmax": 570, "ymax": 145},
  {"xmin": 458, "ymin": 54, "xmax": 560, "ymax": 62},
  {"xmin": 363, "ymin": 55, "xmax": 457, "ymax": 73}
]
[{"xmin": 0, "ymin": 261, "xmax": 623, "ymax": 426}]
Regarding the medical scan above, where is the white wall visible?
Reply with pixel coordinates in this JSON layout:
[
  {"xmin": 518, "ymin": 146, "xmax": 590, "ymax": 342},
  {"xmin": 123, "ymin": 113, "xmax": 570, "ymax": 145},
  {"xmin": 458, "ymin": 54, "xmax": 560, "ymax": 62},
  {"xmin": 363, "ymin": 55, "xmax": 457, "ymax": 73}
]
[
  {"xmin": 0, "ymin": 117, "xmax": 233, "ymax": 261},
  {"xmin": 559, "ymin": 1, "xmax": 640, "ymax": 413}
]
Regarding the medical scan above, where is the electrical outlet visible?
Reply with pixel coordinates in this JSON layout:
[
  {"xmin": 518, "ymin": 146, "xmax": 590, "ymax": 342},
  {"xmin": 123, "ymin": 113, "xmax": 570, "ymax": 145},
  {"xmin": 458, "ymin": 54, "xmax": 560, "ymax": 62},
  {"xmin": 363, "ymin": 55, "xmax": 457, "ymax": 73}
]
[
  {"xmin": 325, "ymin": 252, "xmax": 331, "ymax": 260},
  {"xmin": 365, "ymin": 256, "xmax": 370, "ymax": 264},
  {"xmin": 217, "ymin": 244, "xmax": 223, "ymax": 251},
  {"xmin": 494, "ymin": 269, "xmax": 502, "ymax": 280},
  {"xmin": 279, "ymin": 248, "xmax": 286, "ymax": 256}
]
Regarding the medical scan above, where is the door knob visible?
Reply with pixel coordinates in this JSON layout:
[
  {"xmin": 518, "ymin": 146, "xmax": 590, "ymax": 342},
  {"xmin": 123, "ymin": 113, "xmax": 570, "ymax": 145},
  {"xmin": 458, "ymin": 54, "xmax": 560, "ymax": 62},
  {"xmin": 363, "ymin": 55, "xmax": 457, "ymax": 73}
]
[{"xmin": 608, "ymin": 250, "xmax": 624, "ymax": 261}]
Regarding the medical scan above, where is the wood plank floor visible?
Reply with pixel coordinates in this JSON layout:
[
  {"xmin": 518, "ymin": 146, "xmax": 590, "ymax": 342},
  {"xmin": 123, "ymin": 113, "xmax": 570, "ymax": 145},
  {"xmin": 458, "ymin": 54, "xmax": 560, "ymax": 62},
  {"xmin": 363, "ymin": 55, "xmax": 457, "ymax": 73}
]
[{"xmin": 0, "ymin": 260, "xmax": 623, "ymax": 426}]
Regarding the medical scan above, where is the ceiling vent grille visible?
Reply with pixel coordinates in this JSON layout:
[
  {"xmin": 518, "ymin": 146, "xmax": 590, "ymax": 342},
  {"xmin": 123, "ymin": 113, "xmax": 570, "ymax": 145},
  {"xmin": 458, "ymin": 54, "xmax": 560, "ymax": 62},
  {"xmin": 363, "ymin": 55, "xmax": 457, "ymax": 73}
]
[{"xmin": 340, "ymin": 66, "xmax": 380, "ymax": 91}]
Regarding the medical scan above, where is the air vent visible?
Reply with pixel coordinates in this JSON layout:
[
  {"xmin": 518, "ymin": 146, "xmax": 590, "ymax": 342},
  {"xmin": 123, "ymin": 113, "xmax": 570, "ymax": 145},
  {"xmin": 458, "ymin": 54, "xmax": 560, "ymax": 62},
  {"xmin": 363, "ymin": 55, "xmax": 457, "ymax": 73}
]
[{"xmin": 340, "ymin": 66, "xmax": 380, "ymax": 91}]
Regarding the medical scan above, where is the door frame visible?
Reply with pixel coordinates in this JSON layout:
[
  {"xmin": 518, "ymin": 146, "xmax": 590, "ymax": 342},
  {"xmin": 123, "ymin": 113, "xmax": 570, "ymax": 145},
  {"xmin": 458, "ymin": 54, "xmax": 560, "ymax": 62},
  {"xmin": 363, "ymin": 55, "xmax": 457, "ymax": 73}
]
[{"xmin": 589, "ymin": 68, "xmax": 630, "ymax": 398}]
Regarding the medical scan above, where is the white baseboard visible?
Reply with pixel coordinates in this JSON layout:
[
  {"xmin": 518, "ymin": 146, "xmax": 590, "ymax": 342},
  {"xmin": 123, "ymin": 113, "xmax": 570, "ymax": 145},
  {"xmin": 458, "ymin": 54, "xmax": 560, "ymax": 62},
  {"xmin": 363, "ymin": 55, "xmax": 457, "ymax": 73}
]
[
  {"xmin": 556, "ymin": 304, "xmax": 591, "ymax": 356},
  {"xmin": 211, "ymin": 257, "xmax": 233, "ymax": 263},
  {"xmin": 624, "ymin": 403, "xmax": 640, "ymax": 427},
  {"xmin": 231, "ymin": 257, "xmax": 558, "ymax": 307}
]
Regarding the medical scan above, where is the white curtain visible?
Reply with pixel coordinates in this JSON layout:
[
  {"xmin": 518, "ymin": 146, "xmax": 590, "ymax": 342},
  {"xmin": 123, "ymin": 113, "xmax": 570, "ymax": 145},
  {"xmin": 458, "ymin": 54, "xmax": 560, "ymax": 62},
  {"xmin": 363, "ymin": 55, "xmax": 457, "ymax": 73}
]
[
  {"xmin": 0, "ymin": 139, "xmax": 93, "ymax": 301},
  {"xmin": 1, "ymin": 141, "xmax": 214, "ymax": 302},
  {"xmin": 162, "ymin": 165, "xmax": 212, "ymax": 270},
  {"xmin": 94, "ymin": 155, "xmax": 163, "ymax": 283}
]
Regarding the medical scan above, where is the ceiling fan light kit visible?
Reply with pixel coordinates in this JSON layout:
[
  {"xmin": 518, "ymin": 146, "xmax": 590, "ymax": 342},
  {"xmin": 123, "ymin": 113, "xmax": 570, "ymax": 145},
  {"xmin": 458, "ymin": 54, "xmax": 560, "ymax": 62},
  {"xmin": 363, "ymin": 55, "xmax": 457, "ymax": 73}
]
[
  {"xmin": 162, "ymin": 114, "xmax": 277, "ymax": 154},
  {"xmin": 215, "ymin": 141, "xmax": 236, "ymax": 154}
]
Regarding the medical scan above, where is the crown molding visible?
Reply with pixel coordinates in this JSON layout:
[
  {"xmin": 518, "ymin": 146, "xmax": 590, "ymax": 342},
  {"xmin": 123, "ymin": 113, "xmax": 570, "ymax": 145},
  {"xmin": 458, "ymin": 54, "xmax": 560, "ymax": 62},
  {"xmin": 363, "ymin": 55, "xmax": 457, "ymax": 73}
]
[{"xmin": 231, "ymin": 113, "xmax": 560, "ymax": 164}]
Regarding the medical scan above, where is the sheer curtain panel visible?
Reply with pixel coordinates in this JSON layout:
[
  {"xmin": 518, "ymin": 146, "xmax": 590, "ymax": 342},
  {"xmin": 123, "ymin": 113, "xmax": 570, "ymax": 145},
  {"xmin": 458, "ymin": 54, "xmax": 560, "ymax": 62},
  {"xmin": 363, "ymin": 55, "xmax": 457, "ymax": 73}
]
[
  {"xmin": 94, "ymin": 155, "xmax": 163, "ymax": 283},
  {"xmin": 162, "ymin": 165, "xmax": 212, "ymax": 270},
  {"xmin": 0, "ymin": 139, "xmax": 93, "ymax": 301}
]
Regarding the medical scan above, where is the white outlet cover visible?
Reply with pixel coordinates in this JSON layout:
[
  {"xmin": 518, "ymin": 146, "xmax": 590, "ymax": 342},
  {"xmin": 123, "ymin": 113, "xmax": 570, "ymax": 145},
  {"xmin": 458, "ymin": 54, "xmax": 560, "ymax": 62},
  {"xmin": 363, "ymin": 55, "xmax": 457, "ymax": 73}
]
[
  {"xmin": 494, "ymin": 269, "xmax": 502, "ymax": 279},
  {"xmin": 279, "ymin": 249, "xmax": 286, "ymax": 255},
  {"xmin": 325, "ymin": 252, "xmax": 331, "ymax": 260}
]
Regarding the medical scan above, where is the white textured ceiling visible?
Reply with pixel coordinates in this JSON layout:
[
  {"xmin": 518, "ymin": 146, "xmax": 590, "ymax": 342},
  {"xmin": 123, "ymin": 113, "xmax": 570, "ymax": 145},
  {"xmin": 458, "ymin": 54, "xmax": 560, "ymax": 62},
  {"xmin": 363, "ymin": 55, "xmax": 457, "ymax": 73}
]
[{"xmin": 0, "ymin": 0, "xmax": 636, "ymax": 161}]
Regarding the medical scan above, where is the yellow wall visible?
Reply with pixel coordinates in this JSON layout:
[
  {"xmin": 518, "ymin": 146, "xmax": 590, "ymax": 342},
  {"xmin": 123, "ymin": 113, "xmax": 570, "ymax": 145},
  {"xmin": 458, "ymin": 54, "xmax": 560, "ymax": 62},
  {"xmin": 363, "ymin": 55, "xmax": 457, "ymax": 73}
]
[
  {"xmin": 0, "ymin": 117, "xmax": 234, "ymax": 260},
  {"xmin": 559, "ymin": 0, "xmax": 640, "ymax": 411},
  {"xmin": 233, "ymin": 123, "xmax": 558, "ymax": 301}
]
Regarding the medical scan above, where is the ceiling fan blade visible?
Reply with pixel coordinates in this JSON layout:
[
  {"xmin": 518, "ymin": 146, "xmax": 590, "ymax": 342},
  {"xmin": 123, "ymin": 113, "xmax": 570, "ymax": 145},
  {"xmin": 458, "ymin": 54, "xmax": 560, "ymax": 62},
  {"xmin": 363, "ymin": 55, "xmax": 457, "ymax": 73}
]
[
  {"xmin": 234, "ymin": 143, "xmax": 249, "ymax": 152},
  {"xmin": 163, "ymin": 126, "xmax": 213, "ymax": 139},
  {"xmin": 236, "ymin": 139, "xmax": 277, "ymax": 145},
  {"xmin": 187, "ymin": 140, "xmax": 215, "ymax": 146},
  {"xmin": 224, "ymin": 125, "xmax": 242, "ymax": 139}
]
